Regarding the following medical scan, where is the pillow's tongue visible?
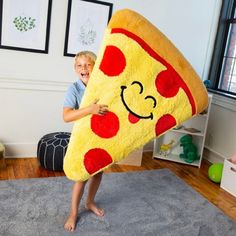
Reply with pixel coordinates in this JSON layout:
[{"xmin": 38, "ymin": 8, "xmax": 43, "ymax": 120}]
[{"xmin": 128, "ymin": 112, "xmax": 140, "ymax": 124}]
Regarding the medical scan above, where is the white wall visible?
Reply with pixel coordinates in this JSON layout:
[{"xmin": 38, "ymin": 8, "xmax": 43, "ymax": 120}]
[{"xmin": 0, "ymin": 0, "xmax": 223, "ymax": 157}]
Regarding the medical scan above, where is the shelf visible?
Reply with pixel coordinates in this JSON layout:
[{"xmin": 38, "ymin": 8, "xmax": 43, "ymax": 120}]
[
  {"xmin": 153, "ymin": 153, "xmax": 200, "ymax": 167},
  {"xmin": 153, "ymin": 94, "xmax": 212, "ymax": 168},
  {"xmin": 171, "ymin": 128, "xmax": 204, "ymax": 137}
]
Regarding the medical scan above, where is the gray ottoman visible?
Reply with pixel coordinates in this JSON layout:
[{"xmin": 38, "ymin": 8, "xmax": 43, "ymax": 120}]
[{"xmin": 37, "ymin": 132, "xmax": 71, "ymax": 171}]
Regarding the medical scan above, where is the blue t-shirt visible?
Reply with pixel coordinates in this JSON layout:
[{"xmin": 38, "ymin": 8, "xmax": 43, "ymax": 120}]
[{"xmin": 63, "ymin": 79, "xmax": 86, "ymax": 109}]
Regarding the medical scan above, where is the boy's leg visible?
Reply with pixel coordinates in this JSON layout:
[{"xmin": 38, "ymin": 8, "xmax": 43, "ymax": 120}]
[
  {"xmin": 85, "ymin": 172, "xmax": 104, "ymax": 216},
  {"xmin": 64, "ymin": 181, "xmax": 86, "ymax": 232}
]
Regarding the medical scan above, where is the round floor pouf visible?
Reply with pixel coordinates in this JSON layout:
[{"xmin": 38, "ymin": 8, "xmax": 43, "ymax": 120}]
[{"xmin": 37, "ymin": 132, "xmax": 71, "ymax": 171}]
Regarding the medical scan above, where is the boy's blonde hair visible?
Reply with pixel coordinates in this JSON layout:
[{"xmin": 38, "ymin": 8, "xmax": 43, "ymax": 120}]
[{"xmin": 74, "ymin": 51, "xmax": 97, "ymax": 64}]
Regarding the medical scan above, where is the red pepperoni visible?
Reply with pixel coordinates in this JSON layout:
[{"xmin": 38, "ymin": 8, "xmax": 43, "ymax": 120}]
[
  {"xmin": 155, "ymin": 114, "xmax": 176, "ymax": 136},
  {"xmin": 99, "ymin": 45, "xmax": 126, "ymax": 76},
  {"xmin": 84, "ymin": 148, "xmax": 113, "ymax": 175},
  {"xmin": 155, "ymin": 68, "xmax": 182, "ymax": 98},
  {"xmin": 91, "ymin": 111, "xmax": 120, "ymax": 138}
]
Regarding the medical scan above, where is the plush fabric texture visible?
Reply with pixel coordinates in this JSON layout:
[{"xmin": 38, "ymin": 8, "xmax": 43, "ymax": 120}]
[
  {"xmin": 37, "ymin": 132, "xmax": 71, "ymax": 171},
  {"xmin": 64, "ymin": 9, "xmax": 208, "ymax": 181}
]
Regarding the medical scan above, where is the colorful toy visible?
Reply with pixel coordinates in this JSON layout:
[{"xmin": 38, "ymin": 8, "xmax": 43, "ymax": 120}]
[
  {"xmin": 203, "ymin": 79, "xmax": 211, "ymax": 88},
  {"xmin": 208, "ymin": 163, "xmax": 224, "ymax": 183},
  {"xmin": 63, "ymin": 9, "xmax": 209, "ymax": 181},
  {"xmin": 159, "ymin": 140, "xmax": 175, "ymax": 156},
  {"xmin": 179, "ymin": 135, "xmax": 199, "ymax": 163}
]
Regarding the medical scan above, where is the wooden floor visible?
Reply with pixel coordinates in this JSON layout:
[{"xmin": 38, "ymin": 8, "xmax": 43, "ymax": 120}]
[{"xmin": 0, "ymin": 152, "xmax": 236, "ymax": 222}]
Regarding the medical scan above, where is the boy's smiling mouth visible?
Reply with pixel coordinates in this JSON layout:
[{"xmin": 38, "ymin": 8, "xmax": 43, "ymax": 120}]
[
  {"xmin": 120, "ymin": 81, "xmax": 157, "ymax": 122},
  {"xmin": 81, "ymin": 72, "xmax": 89, "ymax": 78}
]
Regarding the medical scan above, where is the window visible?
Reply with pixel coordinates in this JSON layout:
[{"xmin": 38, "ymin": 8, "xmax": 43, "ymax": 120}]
[{"xmin": 208, "ymin": 0, "xmax": 236, "ymax": 99}]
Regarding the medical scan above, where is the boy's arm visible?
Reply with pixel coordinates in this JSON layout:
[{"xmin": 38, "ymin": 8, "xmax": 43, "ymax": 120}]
[{"xmin": 63, "ymin": 99, "xmax": 108, "ymax": 123}]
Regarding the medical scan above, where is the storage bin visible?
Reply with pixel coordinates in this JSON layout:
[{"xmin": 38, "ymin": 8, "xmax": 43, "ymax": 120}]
[{"xmin": 220, "ymin": 159, "xmax": 236, "ymax": 197}]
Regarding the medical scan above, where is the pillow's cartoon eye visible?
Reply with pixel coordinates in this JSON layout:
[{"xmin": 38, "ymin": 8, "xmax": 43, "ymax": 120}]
[
  {"xmin": 131, "ymin": 81, "xmax": 143, "ymax": 94},
  {"xmin": 145, "ymin": 95, "xmax": 157, "ymax": 108}
]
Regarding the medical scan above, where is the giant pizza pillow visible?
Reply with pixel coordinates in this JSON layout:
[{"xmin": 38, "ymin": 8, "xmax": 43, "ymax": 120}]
[{"xmin": 63, "ymin": 9, "xmax": 208, "ymax": 181}]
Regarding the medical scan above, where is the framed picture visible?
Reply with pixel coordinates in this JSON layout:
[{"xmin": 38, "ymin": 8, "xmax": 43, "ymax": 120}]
[
  {"xmin": 0, "ymin": 0, "xmax": 52, "ymax": 53},
  {"xmin": 64, "ymin": 0, "xmax": 113, "ymax": 57}
]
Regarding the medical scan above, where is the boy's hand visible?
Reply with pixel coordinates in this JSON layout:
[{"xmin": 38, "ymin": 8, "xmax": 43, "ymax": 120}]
[{"xmin": 89, "ymin": 99, "xmax": 108, "ymax": 115}]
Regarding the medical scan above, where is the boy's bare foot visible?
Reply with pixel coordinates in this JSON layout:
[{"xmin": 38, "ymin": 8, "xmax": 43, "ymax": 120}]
[
  {"xmin": 64, "ymin": 213, "xmax": 77, "ymax": 232},
  {"xmin": 85, "ymin": 202, "xmax": 104, "ymax": 217}
]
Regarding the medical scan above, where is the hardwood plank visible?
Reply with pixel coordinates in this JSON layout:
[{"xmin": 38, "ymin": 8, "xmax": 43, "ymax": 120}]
[
  {"xmin": 12, "ymin": 159, "xmax": 28, "ymax": 179},
  {"xmin": 6, "ymin": 159, "xmax": 15, "ymax": 179},
  {"xmin": 0, "ymin": 166, "xmax": 8, "ymax": 180},
  {"xmin": 0, "ymin": 153, "xmax": 235, "ymax": 222},
  {"xmin": 25, "ymin": 158, "xmax": 38, "ymax": 178}
]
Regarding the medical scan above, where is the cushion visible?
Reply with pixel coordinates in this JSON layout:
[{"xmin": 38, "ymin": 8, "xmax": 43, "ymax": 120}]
[
  {"xmin": 37, "ymin": 132, "xmax": 70, "ymax": 171},
  {"xmin": 63, "ymin": 9, "xmax": 208, "ymax": 181}
]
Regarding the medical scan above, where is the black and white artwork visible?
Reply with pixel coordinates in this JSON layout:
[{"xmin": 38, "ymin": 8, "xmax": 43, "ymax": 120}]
[{"xmin": 64, "ymin": 0, "xmax": 113, "ymax": 57}]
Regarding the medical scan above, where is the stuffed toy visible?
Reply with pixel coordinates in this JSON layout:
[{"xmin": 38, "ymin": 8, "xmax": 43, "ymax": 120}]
[
  {"xmin": 159, "ymin": 140, "xmax": 175, "ymax": 157},
  {"xmin": 63, "ymin": 9, "xmax": 208, "ymax": 181},
  {"xmin": 179, "ymin": 135, "xmax": 199, "ymax": 163}
]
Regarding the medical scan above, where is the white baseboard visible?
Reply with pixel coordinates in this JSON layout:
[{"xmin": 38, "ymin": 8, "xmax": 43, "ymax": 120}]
[
  {"xmin": 4, "ymin": 140, "xmax": 154, "ymax": 158},
  {"xmin": 4, "ymin": 143, "xmax": 37, "ymax": 158},
  {"xmin": 6, "ymin": 141, "xmax": 220, "ymax": 165},
  {"xmin": 203, "ymin": 145, "xmax": 225, "ymax": 164},
  {"xmin": 3, "ymin": 138, "xmax": 154, "ymax": 160}
]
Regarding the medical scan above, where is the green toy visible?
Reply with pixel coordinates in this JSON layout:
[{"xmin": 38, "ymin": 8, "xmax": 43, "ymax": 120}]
[
  {"xmin": 179, "ymin": 135, "xmax": 199, "ymax": 163},
  {"xmin": 208, "ymin": 163, "xmax": 224, "ymax": 183}
]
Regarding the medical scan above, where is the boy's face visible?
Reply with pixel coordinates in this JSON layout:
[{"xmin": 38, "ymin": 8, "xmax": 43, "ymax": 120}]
[{"xmin": 75, "ymin": 55, "xmax": 95, "ymax": 85}]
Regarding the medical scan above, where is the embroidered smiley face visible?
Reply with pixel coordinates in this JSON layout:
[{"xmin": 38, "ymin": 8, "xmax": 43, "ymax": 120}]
[{"xmin": 120, "ymin": 81, "xmax": 157, "ymax": 123}]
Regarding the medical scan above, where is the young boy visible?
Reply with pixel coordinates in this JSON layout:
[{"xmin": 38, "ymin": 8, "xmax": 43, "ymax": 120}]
[{"xmin": 63, "ymin": 51, "xmax": 108, "ymax": 232}]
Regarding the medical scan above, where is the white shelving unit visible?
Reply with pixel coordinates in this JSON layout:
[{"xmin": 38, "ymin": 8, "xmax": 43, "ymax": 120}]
[{"xmin": 153, "ymin": 94, "xmax": 212, "ymax": 167}]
